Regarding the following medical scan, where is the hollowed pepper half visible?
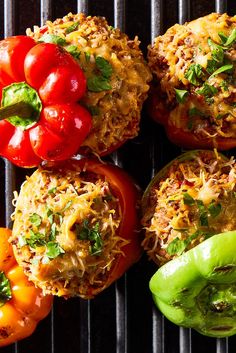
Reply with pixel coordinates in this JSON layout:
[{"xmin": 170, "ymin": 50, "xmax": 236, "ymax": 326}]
[
  {"xmin": 150, "ymin": 230, "xmax": 236, "ymax": 337},
  {"xmin": 0, "ymin": 35, "xmax": 92, "ymax": 167},
  {"xmin": 0, "ymin": 228, "xmax": 53, "ymax": 346}
]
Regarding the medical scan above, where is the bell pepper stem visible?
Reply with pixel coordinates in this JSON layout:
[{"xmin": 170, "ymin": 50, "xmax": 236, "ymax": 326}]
[{"xmin": 0, "ymin": 101, "xmax": 35, "ymax": 120}]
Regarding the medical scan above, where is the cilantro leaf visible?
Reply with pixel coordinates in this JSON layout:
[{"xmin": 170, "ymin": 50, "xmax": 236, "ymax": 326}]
[
  {"xmin": 188, "ymin": 107, "xmax": 207, "ymax": 118},
  {"xmin": 208, "ymin": 38, "xmax": 224, "ymax": 63},
  {"xmin": 46, "ymin": 241, "xmax": 65, "ymax": 259},
  {"xmin": 29, "ymin": 213, "xmax": 42, "ymax": 227},
  {"xmin": 65, "ymin": 21, "xmax": 79, "ymax": 34},
  {"xmin": 95, "ymin": 57, "xmax": 113, "ymax": 79},
  {"xmin": 48, "ymin": 187, "xmax": 57, "ymax": 194},
  {"xmin": 222, "ymin": 29, "xmax": 236, "ymax": 47},
  {"xmin": 87, "ymin": 76, "xmax": 112, "ymax": 92},
  {"xmin": 206, "ymin": 59, "xmax": 219, "ymax": 75},
  {"xmin": 184, "ymin": 64, "xmax": 204, "ymax": 86},
  {"xmin": 38, "ymin": 34, "xmax": 66, "ymax": 46},
  {"xmin": 183, "ymin": 192, "xmax": 195, "ymax": 206},
  {"xmin": 208, "ymin": 202, "xmax": 222, "ymax": 218},
  {"xmin": 196, "ymin": 83, "xmax": 217, "ymax": 97},
  {"xmin": 209, "ymin": 64, "xmax": 234, "ymax": 78},
  {"xmin": 196, "ymin": 200, "xmax": 208, "ymax": 227},
  {"xmin": 0, "ymin": 271, "xmax": 12, "ymax": 307},
  {"xmin": 166, "ymin": 237, "xmax": 186, "ymax": 256},
  {"xmin": 175, "ymin": 89, "xmax": 189, "ymax": 104},
  {"xmin": 76, "ymin": 220, "xmax": 103, "ymax": 256},
  {"xmin": 66, "ymin": 45, "xmax": 81, "ymax": 59},
  {"xmin": 27, "ymin": 230, "xmax": 46, "ymax": 248}
]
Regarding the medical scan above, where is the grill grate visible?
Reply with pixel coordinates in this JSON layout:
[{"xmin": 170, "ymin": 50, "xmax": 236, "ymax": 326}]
[{"xmin": 1, "ymin": 1, "xmax": 236, "ymax": 352}]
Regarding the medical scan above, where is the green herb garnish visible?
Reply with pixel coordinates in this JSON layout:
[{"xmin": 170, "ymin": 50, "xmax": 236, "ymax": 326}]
[
  {"xmin": 66, "ymin": 45, "xmax": 81, "ymax": 59},
  {"xmin": 29, "ymin": 213, "xmax": 42, "ymax": 227},
  {"xmin": 208, "ymin": 38, "xmax": 224, "ymax": 63},
  {"xmin": 209, "ymin": 64, "xmax": 234, "ymax": 78},
  {"xmin": 208, "ymin": 202, "xmax": 222, "ymax": 218},
  {"xmin": 65, "ymin": 21, "xmax": 79, "ymax": 34},
  {"xmin": 76, "ymin": 220, "xmax": 103, "ymax": 255},
  {"xmin": 38, "ymin": 34, "xmax": 66, "ymax": 46},
  {"xmin": 183, "ymin": 192, "xmax": 195, "ymax": 206},
  {"xmin": 0, "ymin": 271, "xmax": 12, "ymax": 307},
  {"xmin": 196, "ymin": 83, "xmax": 217, "ymax": 97},
  {"xmin": 184, "ymin": 64, "xmax": 204, "ymax": 86},
  {"xmin": 175, "ymin": 89, "xmax": 189, "ymax": 104},
  {"xmin": 87, "ymin": 56, "xmax": 113, "ymax": 92},
  {"xmin": 219, "ymin": 29, "xmax": 236, "ymax": 47},
  {"xmin": 45, "ymin": 241, "xmax": 65, "ymax": 259}
]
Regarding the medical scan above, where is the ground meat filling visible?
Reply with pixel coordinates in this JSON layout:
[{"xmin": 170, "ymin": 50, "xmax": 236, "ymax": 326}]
[
  {"xmin": 27, "ymin": 12, "xmax": 152, "ymax": 155},
  {"xmin": 10, "ymin": 164, "xmax": 127, "ymax": 298},
  {"xmin": 148, "ymin": 13, "xmax": 236, "ymax": 144},
  {"xmin": 142, "ymin": 151, "xmax": 236, "ymax": 266}
]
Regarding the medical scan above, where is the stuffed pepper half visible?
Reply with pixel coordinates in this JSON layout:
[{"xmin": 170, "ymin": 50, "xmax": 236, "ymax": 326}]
[
  {"xmin": 10, "ymin": 158, "xmax": 142, "ymax": 299},
  {"xmin": 141, "ymin": 150, "xmax": 236, "ymax": 337}
]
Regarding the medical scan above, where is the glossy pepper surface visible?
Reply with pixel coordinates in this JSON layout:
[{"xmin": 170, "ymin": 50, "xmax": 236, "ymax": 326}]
[
  {"xmin": 150, "ymin": 230, "xmax": 236, "ymax": 338},
  {"xmin": 0, "ymin": 228, "xmax": 53, "ymax": 346},
  {"xmin": 0, "ymin": 35, "xmax": 92, "ymax": 167}
]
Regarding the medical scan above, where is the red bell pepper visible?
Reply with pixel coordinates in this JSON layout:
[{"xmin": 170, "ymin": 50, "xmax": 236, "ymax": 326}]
[{"xmin": 0, "ymin": 35, "xmax": 92, "ymax": 167}]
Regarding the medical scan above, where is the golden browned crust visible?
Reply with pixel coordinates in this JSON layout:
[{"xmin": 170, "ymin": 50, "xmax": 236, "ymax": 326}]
[{"xmin": 27, "ymin": 13, "xmax": 152, "ymax": 155}]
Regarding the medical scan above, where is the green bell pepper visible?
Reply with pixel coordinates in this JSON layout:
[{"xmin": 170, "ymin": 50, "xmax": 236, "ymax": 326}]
[{"xmin": 150, "ymin": 230, "xmax": 236, "ymax": 337}]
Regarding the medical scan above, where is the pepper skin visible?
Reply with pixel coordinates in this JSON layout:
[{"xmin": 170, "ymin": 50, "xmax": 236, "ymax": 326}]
[
  {"xmin": 150, "ymin": 230, "xmax": 236, "ymax": 338},
  {"xmin": 0, "ymin": 228, "xmax": 53, "ymax": 347},
  {"xmin": 0, "ymin": 35, "xmax": 92, "ymax": 167}
]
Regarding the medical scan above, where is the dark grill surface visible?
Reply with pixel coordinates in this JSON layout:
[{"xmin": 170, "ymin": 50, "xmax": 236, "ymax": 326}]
[{"xmin": 1, "ymin": 1, "xmax": 236, "ymax": 352}]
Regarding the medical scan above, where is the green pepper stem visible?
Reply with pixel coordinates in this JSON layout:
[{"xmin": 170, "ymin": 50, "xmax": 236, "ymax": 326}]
[{"xmin": 0, "ymin": 101, "xmax": 35, "ymax": 120}]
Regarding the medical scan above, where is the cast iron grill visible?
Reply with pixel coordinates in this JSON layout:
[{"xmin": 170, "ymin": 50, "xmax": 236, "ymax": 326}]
[{"xmin": 1, "ymin": 1, "xmax": 236, "ymax": 352}]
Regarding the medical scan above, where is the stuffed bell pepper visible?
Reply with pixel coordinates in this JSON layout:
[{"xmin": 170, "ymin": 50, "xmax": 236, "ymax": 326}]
[
  {"xmin": 27, "ymin": 12, "xmax": 152, "ymax": 156},
  {"xmin": 148, "ymin": 13, "xmax": 236, "ymax": 150},
  {"xmin": 141, "ymin": 149, "xmax": 236, "ymax": 337},
  {"xmin": 0, "ymin": 227, "xmax": 53, "ymax": 347},
  {"xmin": 10, "ymin": 158, "xmax": 142, "ymax": 299}
]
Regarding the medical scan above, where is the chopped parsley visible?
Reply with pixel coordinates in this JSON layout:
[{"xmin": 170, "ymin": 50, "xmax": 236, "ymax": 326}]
[
  {"xmin": 87, "ymin": 56, "xmax": 113, "ymax": 92},
  {"xmin": 175, "ymin": 88, "xmax": 189, "ymax": 104},
  {"xmin": 208, "ymin": 202, "xmax": 222, "ymax": 218},
  {"xmin": 184, "ymin": 64, "xmax": 204, "ymax": 86},
  {"xmin": 76, "ymin": 220, "xmax": 103, "ymax": 256},
  {"xmin": 48, "ymin": 187, "xmax": 57, "ymax": 194},
  {"xmin": 188, "ymin": 107, "xmax": 207, "ymax": 118},
  {"xmin": 0, "ymin": 271, "xmax": 12, "ymax": 307},
  {"xmin": 86, "ymin": 105, "xmax": 100, "ymax": 116}
]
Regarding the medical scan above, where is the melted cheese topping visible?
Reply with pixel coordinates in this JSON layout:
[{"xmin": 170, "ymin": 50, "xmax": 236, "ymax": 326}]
[
  {"xmin": 27, "ymin": 13, "xmax": 152, "ymax": 155},
  {"xmin": 142, "ymin": 151, "xmax": 236, "ymax": 266},
  {"xmin": 11, "ymin": 163, "xmax": 127, "ymax": 298},
  {"xmin": 148, "ymin": 13, "xmax": 236, "ymax": 143}
]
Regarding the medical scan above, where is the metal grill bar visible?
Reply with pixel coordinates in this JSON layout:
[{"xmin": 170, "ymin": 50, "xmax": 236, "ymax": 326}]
[
  {"xmin": 40, "ymin": 0, "xmax": 52, "ymax": 26},
  {"xmin": 215, "ymin": 0, "xmax": 228, "ymax": 13},
  {"xmin": 77, "ymin": 0, "xmax": 89, "ymax": 15},
  {"xmin": 113, "ymin": 3, "xmax": 128, "ymax": 353},
  {"xmin": 178, "ymin": 0, "xmax": 190, "ymax": 25},
  {"xmin": 151, "ymin": 0, "xmax": 162, "ymax": 41}
]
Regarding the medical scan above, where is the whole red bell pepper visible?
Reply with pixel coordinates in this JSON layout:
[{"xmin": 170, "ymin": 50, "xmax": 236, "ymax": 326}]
[{"xmin": 0, "ymin": 35, "xmax": 92, "ymax": 167}]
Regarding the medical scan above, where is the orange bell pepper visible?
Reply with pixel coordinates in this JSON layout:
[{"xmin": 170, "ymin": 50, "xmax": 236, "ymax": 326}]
[{"xmin": 0, "ymin": 228, "xmax": 53, "ymax": 347}]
